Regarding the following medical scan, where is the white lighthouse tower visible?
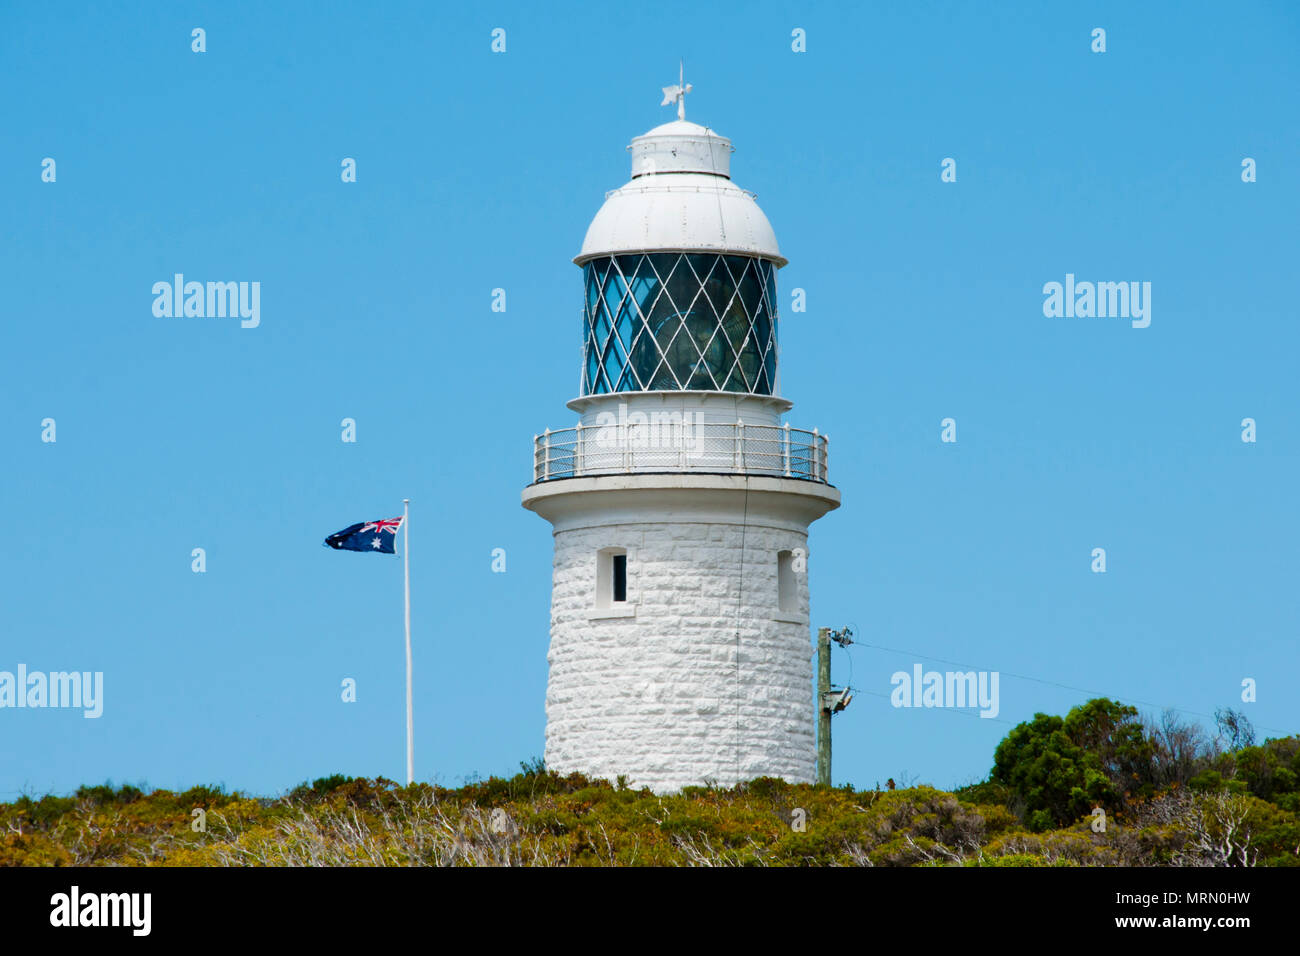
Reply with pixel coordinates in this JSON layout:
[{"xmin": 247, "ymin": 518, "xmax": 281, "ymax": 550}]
[{"xmin": 522, "ymin": 79, "xmax": 840, "ymax": 792}]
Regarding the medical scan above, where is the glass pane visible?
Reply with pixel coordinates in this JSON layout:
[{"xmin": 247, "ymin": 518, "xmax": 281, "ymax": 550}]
[
  {"xmin": 633, "ymin": 256, "xmax": 675, "ymax": 388},
  {"xmin": 579, "ymin": 254, "xmax": 779, "ymax": 396},
  {"xmin": 703, "ymin": 256, "xmax": 736, "ymax": 321},
  {"xmin": 584, "ymin": 262, "xmax": 602, "ymax": 315},
  {"xmin": 652, "ymin": 315, "xmax": 688, "ymax": 389},
  {"xmin": 615, "ymin": 266, "xmax": 642, "ymax": 357}
]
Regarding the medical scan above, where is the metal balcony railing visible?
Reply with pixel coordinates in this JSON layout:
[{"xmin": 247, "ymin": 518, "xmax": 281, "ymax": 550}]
[{"xmin": 531, "ymin": 420, "xmax": 830, "ymax": 484}]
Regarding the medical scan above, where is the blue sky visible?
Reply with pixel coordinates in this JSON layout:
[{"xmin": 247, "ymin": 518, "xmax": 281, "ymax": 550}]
[{"xmin": 3, "ymin": 1, "xmax": 1297, "ymax": 798}]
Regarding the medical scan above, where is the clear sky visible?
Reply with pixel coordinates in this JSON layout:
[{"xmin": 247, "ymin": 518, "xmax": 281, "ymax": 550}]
[{"xmin": 3, "ymin": 1, "xmax": 1297, "ymax": 798}]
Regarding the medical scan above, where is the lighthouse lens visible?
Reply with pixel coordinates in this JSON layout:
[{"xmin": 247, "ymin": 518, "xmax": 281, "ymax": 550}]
[{"xmin": 581, "ymin": 253, "xmax": 777, "ymax": 395}]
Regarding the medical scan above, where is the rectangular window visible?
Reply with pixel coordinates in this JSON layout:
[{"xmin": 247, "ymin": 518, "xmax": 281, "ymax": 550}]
[
  {"xmin": 778, "ymin": 550, "xmax": 796, "ymax": 612},
  {"xmin": 596, "ymin": 548, "xmax": 629, "ymax": 608},
  {"xmin": 613, "ymin": 554, "xmax": 627, "ymax": 603}
]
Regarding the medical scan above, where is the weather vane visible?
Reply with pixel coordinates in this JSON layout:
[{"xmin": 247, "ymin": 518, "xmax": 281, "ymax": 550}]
[{"xmin": 660, "ymin": 60, "xmax": 691, "ymax": 121}]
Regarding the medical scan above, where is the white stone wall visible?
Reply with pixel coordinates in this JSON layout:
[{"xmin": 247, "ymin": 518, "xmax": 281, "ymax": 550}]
[{"xmin": 543, "ymin": 517, "xmax": 815, "ymax": 792}]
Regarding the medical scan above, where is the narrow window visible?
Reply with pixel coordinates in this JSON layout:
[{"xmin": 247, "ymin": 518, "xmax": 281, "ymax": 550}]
[
  {"xmin": 778, "ymin": 550, "xmax": 796, "ymax": 612},
  {"xmin": 596, "ymin": 548, "xmax": 628, "ymax": 608},
  {"xmin": 613, "ymin": 554, "xmax": 628, "ymax": 603}
]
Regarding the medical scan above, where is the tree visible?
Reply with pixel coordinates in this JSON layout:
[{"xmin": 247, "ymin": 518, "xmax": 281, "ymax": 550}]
[
  {"xmin": 1214, "ymin": 708, "xmax": 1256, "ymax": 753},
  {"xmin": 992, "ymin": 699, "xmax": 1152, "ymax": 830},
  {"xmin": 1145, "ymin": 709, "xmax": 1208, "ymax": 788},
  {"xmin": 1063, "ymin": 698, "xmax": 1156, "ymax": 798},
  {"xmin": 992, "ymin": 711, "xmax": 1113, "ymax": 831},
  {"xmin": 1231, "ymin": 737, "xmax": 1300, "ymax": 805}
]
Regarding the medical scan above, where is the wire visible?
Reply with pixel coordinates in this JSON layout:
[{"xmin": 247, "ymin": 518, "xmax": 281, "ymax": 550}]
[
  {"xmin": 838, "ymin": 634, "xmax": 855, "ymax": 691},
  {"xmin": 842, "ymin": 637, "xmax": 1293, "ymax": 737},
  {"xmin": 847, "ymin": 686, "xmax": 1018, "ymax": 726}
]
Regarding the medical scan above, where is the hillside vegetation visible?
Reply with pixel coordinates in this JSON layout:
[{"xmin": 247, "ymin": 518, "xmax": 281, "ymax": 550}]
[{"xmin": 4, "ymin": 699, "xmax": 1297, "ymax": 866}]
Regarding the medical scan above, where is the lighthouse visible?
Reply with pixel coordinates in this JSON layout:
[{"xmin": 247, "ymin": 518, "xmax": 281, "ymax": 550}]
[{"xmin": 522, "ymin": 78, "xmax": 840, "ymax": 792}]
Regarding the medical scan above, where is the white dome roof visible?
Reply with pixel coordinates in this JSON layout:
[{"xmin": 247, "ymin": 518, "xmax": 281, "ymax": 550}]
[
  {"xmin": 575, "ymin": 120, "xmax": 786, "ymax": 267},
  {"xmin": 642, "ymin": 119, "xmax": 715, "ymax": 135}
]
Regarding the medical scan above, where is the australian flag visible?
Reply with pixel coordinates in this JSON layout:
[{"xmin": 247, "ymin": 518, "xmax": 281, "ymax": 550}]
[{"xmin": 324, "ymin": 517, "xmax": 404, "ymax": 554}]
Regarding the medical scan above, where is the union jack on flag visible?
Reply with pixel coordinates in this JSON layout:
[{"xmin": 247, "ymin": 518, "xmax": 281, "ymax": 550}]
[{"xmin": 323, "ymin": 516, "xmax": 404, "ymax": 554}]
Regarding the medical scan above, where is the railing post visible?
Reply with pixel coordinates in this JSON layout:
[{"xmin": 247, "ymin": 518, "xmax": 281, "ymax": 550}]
[
  {"xmin": 575, "ymin": 422, "xmax": 584, "ymax": 477},
  {"xmin": 783, "ymin": 422, "xmax": 791, "ymax": 477},
  {"xmin": 533, "ymin": 434, "xmax": 539, "ymax": 482},
  {"xmin": 622, "ymin": 409, "xmax": 630, "ymax": 473},
  {"xmin": 543, "ymin": 428, "xmax": 551, "ymax": 481},
  {"xmin": 735, "ymin": 419, "xmax": 745, "ymax": 472},
  {"xmin": 812, "ymin": 427, "xmax": 820, "ymax": 481},
  {"xmin": 824, "ymin": 433, "xmax": 830, "ymax": 482}
]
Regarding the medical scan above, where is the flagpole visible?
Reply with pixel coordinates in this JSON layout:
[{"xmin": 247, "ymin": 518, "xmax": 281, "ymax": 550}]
[{"xmin": 403, "ymin": 497, "xmax": 413, "ymax": 786}]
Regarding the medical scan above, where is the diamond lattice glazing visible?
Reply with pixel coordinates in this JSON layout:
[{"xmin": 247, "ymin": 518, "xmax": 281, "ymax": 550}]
[{"xmin": 581, "ymin": 253, "xmax": 778, "ymax": 395}]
